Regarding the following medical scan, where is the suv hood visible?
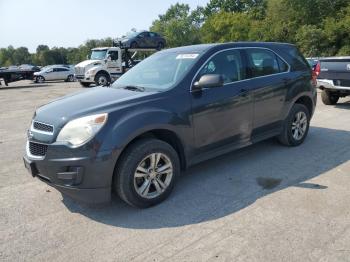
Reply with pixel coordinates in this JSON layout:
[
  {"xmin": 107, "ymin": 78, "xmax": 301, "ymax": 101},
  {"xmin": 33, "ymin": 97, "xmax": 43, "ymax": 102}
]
[{"xmin": 34, "ymin": 87, "xmax": 155, "ymax": 130}]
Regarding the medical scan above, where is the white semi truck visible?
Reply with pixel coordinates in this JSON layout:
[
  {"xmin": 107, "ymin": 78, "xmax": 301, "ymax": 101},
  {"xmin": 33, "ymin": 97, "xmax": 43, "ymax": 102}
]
[{"xmin": 74, "ymin": 45, "xmax": 157, "ymax": 87}]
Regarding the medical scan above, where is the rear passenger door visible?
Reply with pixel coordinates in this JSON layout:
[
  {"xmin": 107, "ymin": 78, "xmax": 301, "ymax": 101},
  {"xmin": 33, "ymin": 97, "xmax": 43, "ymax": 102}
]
[
  {"xmin": 243, "ymin": 48, "xmax": 290, "ymax": 139},
  {"xmin": 137, "ymin": 32, "xmax": 150, "ymax": 47},
  {"xmin": 191, "ymin": 49, "xmax": 254, "ymax": 152},
  {"xmin": 57, "ymin": 68, "xmax": 70, "ymax": 80}
]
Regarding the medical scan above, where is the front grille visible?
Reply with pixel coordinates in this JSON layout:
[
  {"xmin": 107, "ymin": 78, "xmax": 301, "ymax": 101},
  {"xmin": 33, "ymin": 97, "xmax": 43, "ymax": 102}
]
[
  {"xmin": 33, "ymin": 121, "xmax": 54, "ymax": 133},
  {"xmin": 29, "ymin": 142, "xmax": 48, "ymax": 157},
  {"xmin": 75, "ymin": 67, "xmax": 84, "ymax": 75}
]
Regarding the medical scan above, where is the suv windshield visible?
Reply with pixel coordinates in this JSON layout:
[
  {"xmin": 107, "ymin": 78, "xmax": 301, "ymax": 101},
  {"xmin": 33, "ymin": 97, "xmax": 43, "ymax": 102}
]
[
  {"xmin": 112, "ymin": 52, "xmax": 200, "ymax": 91},
  {"xmin": 90, "ymin": 50, "xmax": 107, "ymax": 60}
]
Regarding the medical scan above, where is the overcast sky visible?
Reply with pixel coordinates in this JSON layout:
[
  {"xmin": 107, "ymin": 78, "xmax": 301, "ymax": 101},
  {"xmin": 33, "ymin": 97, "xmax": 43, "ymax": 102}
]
[{"xmin": 0, "ymin": 0, "xmax": 208, "ymax": 53}]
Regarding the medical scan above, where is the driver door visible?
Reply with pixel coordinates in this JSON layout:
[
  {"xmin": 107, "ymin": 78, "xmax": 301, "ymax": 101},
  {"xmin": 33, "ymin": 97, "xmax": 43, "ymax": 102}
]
[
  {"xmin": 191, "ymin": 49, "xmax": 254, "ymax": 153},
  {"xmin": 45, "ymin": 68, "xmax": 56, "ymax": 80},
  {"xmin": 107, "ymin": 50, "xmax": 121, "ymax": 74}
]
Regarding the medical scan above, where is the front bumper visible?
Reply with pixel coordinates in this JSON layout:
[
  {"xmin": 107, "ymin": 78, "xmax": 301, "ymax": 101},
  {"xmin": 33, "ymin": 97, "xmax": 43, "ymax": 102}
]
[
  {"xmin": 75, "ymin": 74, "xmax": 95, "ymax": 83},
  {"xmin": 23, "ymin": 141, "xmax": 117, "ymax": 204}
]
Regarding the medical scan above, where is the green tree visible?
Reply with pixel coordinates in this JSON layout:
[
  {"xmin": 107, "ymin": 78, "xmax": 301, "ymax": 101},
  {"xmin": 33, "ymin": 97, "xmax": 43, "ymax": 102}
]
[
  {"xmin": 204, "ymin": 0, "xmax": 266, "ymax": 16},
  {"xmin": 201, "ymin": 12, "xmax": 252, "ymax": 43},
  {"xmin": 150, "ymin": 3, "xmax": 201, "ymax": 47}
]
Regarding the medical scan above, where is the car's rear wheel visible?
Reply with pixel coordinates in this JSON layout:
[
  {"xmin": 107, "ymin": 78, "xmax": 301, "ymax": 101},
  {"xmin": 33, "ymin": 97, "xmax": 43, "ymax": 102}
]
[
  {"xmin": 66, "ymin": 75, "xmax": 74, "ymax": 82},
  {"xmin": 114, "ymin": 138, "xmax": 180, "ymax": 208},
  {"xmin": 321, "ymin": 90, "xmax": 339, "ymax": 105},
  {"xmin": 157, "ymin": 42, "xmax": 164, "ymax": 50},
  {"xmin": 278, "ymin": 103, "xmax": 310, "ymax": 146}
]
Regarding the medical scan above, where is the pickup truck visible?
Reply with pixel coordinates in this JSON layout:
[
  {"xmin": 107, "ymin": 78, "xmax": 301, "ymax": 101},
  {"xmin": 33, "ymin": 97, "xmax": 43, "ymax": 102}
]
[{"xmin": 316, "ymin": 57, "xmax": 350, "ymax": 105}]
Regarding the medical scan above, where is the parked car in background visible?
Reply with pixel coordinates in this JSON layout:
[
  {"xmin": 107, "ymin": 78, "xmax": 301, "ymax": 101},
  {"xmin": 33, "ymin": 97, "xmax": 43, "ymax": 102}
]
[
  {"xmin": 316, "ymin": 57, "xmax": 350, "ymax": 105},
  {"xmin": 120, "ymin": 31, "xmax": 166, "ymax": 49},
  {"xmin": 24, "ymin": 42, "xmax": 316, "ymax": 208},
  {"xmin": 34, "ymin": 66, "xmax": 75, "ymax": 83},
  {"xmin": 19, "ymin": 64, "xmax": 40, "ymax": 71}
]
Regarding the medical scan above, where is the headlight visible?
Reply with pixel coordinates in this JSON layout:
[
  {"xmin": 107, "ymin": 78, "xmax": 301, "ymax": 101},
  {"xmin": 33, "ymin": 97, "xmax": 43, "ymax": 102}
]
[
  {"xmin": 56, "ymin": 113, "xmax": 108, "ymax": 147},
  {"xmin": 86, "ymin": 69, "xmax": 96, "ymax": 75}
]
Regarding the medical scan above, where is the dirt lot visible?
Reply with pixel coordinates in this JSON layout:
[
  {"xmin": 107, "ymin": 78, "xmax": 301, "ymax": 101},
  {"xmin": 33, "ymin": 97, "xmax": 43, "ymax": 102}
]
[{"xmin": 0, "ymin": 80, "xmax": 350, "ymax": 262}]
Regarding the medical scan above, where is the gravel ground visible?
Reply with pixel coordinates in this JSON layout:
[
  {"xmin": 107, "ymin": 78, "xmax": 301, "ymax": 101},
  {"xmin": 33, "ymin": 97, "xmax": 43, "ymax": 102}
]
[{"xmin": 0, "ymin": 80, "xmax": 349, "ymax": 262}]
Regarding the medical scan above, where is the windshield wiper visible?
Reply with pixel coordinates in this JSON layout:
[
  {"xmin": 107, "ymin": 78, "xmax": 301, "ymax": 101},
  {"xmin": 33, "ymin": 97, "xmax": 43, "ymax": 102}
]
[{"xmin": 122, "ymin": 85, "xmax": 145, "ymax": 92}]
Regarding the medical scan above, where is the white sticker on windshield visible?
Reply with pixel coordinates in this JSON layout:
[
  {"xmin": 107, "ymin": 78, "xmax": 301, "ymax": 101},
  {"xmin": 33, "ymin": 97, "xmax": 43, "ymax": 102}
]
[{"xmin": 176, "ymin": 54, "xmax": 199, "ymax": 59}]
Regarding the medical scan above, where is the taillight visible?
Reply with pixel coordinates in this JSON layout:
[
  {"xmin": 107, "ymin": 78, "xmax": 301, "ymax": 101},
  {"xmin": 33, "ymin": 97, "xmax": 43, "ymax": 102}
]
[
  {"xmin": 311, "ymin": 71, "xmax": 317, "ymax": 87},
  {"xmin": 315, "ymin": 61, "xmax": 321, "ymax": 76}
]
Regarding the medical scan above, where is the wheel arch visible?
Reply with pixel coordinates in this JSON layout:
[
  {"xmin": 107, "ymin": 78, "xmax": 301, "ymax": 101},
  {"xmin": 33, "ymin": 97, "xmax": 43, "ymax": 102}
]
[
  {"xmin": 294, "ymin": 95, "xmax": 314, "ymax": 116},
  {"xmin": 94, "ymin": 70, "xmax": 111, "ymax": 81},
  {"xmin": 115, "ymin": 128, "xmax": 187, "ymax": 171}
]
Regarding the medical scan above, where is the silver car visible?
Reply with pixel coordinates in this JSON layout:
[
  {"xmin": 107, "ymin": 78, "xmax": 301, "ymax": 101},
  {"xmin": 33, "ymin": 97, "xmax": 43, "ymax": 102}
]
[{"xmin": 34, "ymin": 66, "xmax": 75, "ymax": 83}]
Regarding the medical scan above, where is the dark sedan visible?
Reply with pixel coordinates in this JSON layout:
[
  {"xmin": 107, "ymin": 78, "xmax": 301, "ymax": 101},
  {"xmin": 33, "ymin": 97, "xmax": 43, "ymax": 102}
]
[{"xmin": 120, "ymin": 31, "xmax": 166, "ymax": 49}]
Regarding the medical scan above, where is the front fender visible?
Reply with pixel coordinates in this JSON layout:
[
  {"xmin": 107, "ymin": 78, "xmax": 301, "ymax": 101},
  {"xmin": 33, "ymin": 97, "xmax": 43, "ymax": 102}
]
[{"xmin": 101, "ymin": 107, "xmax": 189, "ymax": 153}]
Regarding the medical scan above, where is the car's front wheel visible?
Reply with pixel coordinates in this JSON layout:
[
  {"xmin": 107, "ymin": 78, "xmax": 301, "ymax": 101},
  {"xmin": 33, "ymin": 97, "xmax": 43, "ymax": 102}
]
[
  {"xmin": 278, "ymin": 103, "xmax": 310, "ymax": 146},
  {"xmin": 114, "ymin": 138, "xmax": 180, "ymax": 208},
  {"xmin": 94, "ymin": 72, "xmax": 110, "ymax": 86},
  {"xmin": 36, "ymin": 76, "xmax": 45, "ymax": 83}
]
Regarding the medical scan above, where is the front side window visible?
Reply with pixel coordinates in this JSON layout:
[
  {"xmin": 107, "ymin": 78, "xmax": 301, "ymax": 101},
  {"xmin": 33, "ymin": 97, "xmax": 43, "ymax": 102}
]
[
  {"xmin": 245, "ymin": 49, "xmax": 287, "ymax": 77},
  {"xmin": 196, "ymin": 49, "xmax": 245, "ymax": 84},
  {"xmin": 108, "ymin": 51, "xmax": 118, "ymax": 61}
]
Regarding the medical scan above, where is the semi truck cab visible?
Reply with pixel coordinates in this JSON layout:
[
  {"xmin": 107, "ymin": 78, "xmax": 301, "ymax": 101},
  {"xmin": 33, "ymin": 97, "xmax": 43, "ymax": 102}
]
[{"xmin": 74, "ymin": 46, "xmax": 157, "ymax": 87}]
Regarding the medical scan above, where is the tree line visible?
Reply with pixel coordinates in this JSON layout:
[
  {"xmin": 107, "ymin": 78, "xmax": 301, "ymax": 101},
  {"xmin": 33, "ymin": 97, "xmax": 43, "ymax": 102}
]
[{"xmin": 1, "ymin": 0, "xmax": 350, "ymax": 67}]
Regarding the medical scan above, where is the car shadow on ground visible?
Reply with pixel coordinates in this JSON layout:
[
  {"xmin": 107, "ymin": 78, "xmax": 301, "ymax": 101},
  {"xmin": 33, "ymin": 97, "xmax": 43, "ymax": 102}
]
[{"xmin": 63, "ymin": 126, "xmax": 350, "ymax": 229}]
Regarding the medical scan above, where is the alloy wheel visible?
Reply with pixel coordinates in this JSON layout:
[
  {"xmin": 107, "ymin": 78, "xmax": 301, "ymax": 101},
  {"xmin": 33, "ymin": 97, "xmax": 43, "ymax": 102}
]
[
  {"xmin": 291, "ymin": 111, "xmax": 308, "ymax": 140},
  {"xmin": 134, "ymin": 153, "xmax": 173, "ymax": 199},
  {"xmin": 98, "ymin": 75, "xmax": 107, "ymax": 86}
]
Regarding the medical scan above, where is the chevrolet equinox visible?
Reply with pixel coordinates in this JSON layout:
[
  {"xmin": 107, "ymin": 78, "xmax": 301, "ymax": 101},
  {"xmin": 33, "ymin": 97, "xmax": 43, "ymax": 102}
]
[{"xmin": 23, "ymin": 42, "xmax": 317, "ymax": 208}]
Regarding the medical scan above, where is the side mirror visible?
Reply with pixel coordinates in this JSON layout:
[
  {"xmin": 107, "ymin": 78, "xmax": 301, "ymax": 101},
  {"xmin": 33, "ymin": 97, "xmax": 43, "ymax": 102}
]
[
  {"xmin": 192, "ymin": 74, "xmax": 224, "ymax": 91},
  {"xmin": 86, "ymin": 55, "xmax": 89, "ymax": 60}
]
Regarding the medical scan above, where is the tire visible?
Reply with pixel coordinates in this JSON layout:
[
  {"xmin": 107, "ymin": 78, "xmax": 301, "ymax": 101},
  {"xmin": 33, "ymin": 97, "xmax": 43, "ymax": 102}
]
[
  {"xmin": 114, "ymin": 138, "xmax": 180, "ymax": 208},
  {"xmin": 130, "ymin": 42, "xmax": 138, "ymax": 49},
  {"xmin": 66, "ymin": 75, "xmax": 74, "ymax": 82},
  {"xmin": 80, "ymin": 82, "xmax": 91, "ymax": 88},
  {"xmin": 94, "ymin": 72, "xmax": 110, "ymax": 86},
  {"xmin": 37, "ymin": 76, "xmax": 45, "ymax": 83},
  {"xmin": 321, "ymin": 90, "xmax": 339, "ymax": 105},
  {"xmin": 157, "ymin": 42, "xmax": 164, "ymax": 50},
  {"xmin": 277, "ymin": 103, "xmax": 310, "ymax": 146}
]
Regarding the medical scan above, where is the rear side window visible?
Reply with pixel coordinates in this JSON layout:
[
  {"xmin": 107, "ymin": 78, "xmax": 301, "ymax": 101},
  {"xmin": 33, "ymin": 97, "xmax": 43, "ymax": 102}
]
[
  {"xmin": 196, "ymin": 49, "xmax": 245, "ymax": 84},
  {"xmin": 245, "ymin": 49, "xmax": 286, "ymax": 77},
  {"xmin": 282, "ymin": 46, "xmax": 309, "ymax": 71},
  {"xmin": 150, "ymin": 32, "xmax": 158, "ymax": 37}
]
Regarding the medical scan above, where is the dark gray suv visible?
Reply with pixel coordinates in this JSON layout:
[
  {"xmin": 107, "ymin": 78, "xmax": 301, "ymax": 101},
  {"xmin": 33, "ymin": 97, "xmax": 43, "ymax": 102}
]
[{"xmin": 23, "ymin": 42, "xmax": 317, "ymax": 208}]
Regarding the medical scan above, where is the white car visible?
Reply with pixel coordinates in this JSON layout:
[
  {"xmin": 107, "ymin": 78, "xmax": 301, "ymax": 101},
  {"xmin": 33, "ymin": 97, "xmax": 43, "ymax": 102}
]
[{"xmin": 34, "ymin": 66, "xmax": 75, "ymax": 83}]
